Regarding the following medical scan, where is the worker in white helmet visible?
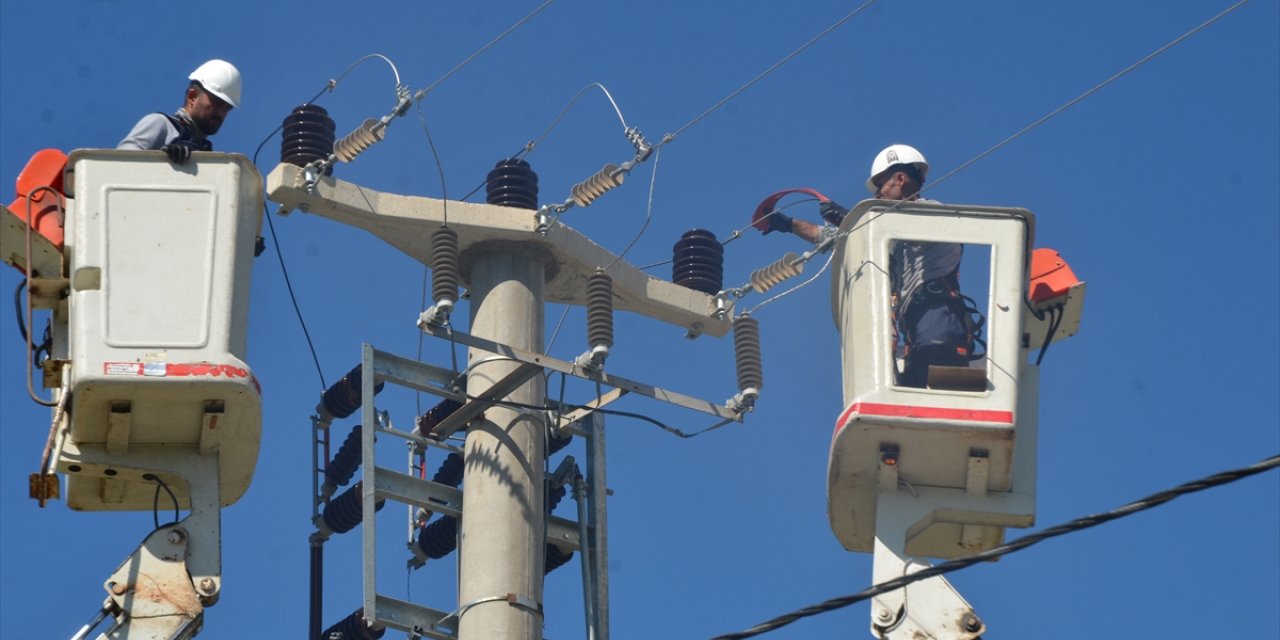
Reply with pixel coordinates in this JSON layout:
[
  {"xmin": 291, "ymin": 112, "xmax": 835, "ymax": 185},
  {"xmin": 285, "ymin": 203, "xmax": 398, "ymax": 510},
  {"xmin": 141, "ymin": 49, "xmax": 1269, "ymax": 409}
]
[
  {"xmin": 118, "ymin": 59, "xmax": 242, "ymax": 164},
  {"xmin": 760, "ymin": 144, "xmax": 981, "ymax": 387},
  {"xmin": 869, "ymin": 145, "xmax": 978, "ymax": 388}
]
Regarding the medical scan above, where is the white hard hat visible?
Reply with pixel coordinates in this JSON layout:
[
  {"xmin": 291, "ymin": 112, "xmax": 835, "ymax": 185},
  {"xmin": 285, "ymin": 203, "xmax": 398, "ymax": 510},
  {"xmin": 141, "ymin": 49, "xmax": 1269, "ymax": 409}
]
[
  {"xmin": 189, "ymin": 59, "xmax": 242, "ymax": 109},
  {"xmin": 866, "ymin": 144, "xmax": 929, "ymax": 193}
]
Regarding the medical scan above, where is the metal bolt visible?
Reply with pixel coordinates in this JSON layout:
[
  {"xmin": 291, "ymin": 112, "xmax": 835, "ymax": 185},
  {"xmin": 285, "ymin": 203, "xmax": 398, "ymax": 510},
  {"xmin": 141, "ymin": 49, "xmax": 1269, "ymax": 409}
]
[
  {"xmin": 875, "ymin": 608, "xmax": 893, "ymax": 623},
  {"xmin": 109, "ymin": 582, "xmax": 128, "ymax": 596},
  {"xmin": 961, "ymin": 613, "xmax": 982, "ymax": 633},
  {"xmin": 198, "ymin": 578, "xmax": 216, "ymax": 594},
  {"xmin": 167, "ymin": 529, "xmax": 185, "ymax": 544}
]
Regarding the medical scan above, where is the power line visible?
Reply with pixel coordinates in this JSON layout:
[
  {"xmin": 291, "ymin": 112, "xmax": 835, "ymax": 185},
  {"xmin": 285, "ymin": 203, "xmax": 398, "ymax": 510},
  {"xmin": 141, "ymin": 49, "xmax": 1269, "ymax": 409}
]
[
  {"xmin": 920, "ymin": 0, "xmax": 1251, "ymax": 198},
  {"xmin": 252, "ymin": 126, "xmax": 328, "ymax": 390},
  {"xmin": 662, "ymin": 0, "xmax": 878, "ymax": 145},
  {"xmin": 709, "ymin": 454, "xmax": 1280, "ymax": 640},
  {"xmin": 740, "ymin": 0, "xmax": 1254, "ymax": 317},
  {"xmin": 413, "ymin": 0, "xmax": 557, "ymax": 103}
]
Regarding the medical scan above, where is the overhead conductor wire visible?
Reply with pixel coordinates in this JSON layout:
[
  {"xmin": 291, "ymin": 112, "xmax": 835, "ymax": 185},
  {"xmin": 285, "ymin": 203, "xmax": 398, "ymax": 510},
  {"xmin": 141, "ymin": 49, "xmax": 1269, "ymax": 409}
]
[
  {"xmin": 413, "ymin": 0, "xmax": 557, "ymax": 104},
  {"xmin": 494, "ymin": 83, "xmax": 631, "ymax": 353},
  {"xmin": 243, "ymin": 52, "xmax": 409, "ymax": 390},
  {"xmin": 748, "ymin": 0, "xmax": 1254, "ymax": 311},
  {"xmin": 542, "ymin": 1, "xmax": 875, "ymax": 346},
  {"xmin": 659, "ymin": 0, "xmax": 877, "ymax": 147},
  {"xmin": 603, "ymin": 146, "xmax": 661, "ymax": 270},
  {"xmin": 416, "ymin": 102, "xmax": 450, "ymax": 414},
  {"xmin": 710, "ymin": 454, "xmax": 1280, "ymax": 640},
  {"xmin": 917, "ymin": 0, "xmax": 1251, "ymax": 200}
]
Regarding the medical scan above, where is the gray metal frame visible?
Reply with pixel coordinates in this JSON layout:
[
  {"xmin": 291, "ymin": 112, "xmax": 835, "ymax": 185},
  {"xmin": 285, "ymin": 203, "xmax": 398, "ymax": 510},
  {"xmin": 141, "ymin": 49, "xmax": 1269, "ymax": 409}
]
[{"xmin": 350, "ymin": 344, "xmax": 600, "ymax": 639}]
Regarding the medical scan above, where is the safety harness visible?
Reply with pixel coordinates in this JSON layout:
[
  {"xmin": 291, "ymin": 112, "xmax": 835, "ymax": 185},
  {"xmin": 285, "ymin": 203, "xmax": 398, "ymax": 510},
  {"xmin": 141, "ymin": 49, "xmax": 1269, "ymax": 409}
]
[
  {"xmin": 895, "ymin": 268, "xmax": 986, "ymax": 362},
  {"xmin": 158, "ymin": 111, "xmax": 213, "ymax": 152}
]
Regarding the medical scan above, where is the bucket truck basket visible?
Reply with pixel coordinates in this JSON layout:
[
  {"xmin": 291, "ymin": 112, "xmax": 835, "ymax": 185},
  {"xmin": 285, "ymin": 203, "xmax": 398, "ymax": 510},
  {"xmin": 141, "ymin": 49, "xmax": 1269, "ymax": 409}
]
[
  {"xmin": 57, "ymin": 150, "xmax": 264, "ymax": 511},
  {"xmin": 827, "ymin": 200, "xmax": 1039, "ymax": 558}
]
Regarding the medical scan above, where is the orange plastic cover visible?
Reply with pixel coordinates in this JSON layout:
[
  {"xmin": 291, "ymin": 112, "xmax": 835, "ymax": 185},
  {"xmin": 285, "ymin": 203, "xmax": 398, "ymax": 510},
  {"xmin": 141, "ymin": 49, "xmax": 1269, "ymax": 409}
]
[
  {"xmin": 1028, "ymin": 247, "xmax": 1079, "ymax": 303},
  {"xmin": 7, "ymin": 149, "xmax": 68, "ymax": 250}
]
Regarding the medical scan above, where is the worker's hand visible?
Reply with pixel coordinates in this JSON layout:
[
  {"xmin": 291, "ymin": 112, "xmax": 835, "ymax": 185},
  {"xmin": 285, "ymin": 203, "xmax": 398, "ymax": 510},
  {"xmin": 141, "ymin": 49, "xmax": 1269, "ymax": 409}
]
[
  {"xmin": 762, "ymin": 211, "xmax": 793, "ymax": 235},
  {"xmin": 161, "ymin": 141, "xmax": 195, "ymax": 164},
  {"xmin": 819, "ymin": 201, "xmax": 848, "ymax": 226}
]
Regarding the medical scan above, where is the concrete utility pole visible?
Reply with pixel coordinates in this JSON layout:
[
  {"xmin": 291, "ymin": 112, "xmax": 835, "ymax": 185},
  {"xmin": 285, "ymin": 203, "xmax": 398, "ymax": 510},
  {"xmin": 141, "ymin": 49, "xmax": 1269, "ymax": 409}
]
[
  {"xmin": 459, "ymin": 244, "xmax": 547, "ymax": 639},
  {"xmin": 265, "ymin": 162, "xmax": 737, "ymax": 640}
]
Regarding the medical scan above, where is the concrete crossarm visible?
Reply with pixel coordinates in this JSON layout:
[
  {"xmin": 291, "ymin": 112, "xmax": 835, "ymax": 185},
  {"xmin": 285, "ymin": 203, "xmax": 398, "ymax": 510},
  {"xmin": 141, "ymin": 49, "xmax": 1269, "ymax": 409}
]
[{"xmin": 266, "ymin": 163, "xmax": 730, "ymax": 338}]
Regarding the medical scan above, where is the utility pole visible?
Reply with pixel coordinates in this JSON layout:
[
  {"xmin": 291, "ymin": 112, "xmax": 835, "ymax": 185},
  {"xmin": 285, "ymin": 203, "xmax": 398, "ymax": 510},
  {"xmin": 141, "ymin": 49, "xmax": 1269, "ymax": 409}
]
[
  {"xmin": 266, "ymin": 162, "xmax": 739, "ymax": 640},
  {"xmin": 459, "ymin": 245, "xmax": 547, "ymax": 639}
]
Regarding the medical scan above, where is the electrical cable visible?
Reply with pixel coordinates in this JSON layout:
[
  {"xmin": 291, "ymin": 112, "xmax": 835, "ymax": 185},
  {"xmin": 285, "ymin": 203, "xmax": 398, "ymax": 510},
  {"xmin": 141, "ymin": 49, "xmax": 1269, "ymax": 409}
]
[
  {"xmin": 659, "ymin": 0, "xmax": 877, "ymax": 146},
  {"xmin": 252, "ymin": 123, "xmax": 329, "ymax": 390},
  {"xmin": 258, "ymin": 204, "xmax": 327, "ymax": 390},
  {"xmin": 13, "ymin": 279, "xmax": 29, "ymax": 346},
  {"xmin": 413, "ymin": 0, "xmax": 557, "ymax": 104},
  {"xmin": 918, "ymin": 0, "xmax": 1251, "ymax": 200},
  {"xmin": 604, "ymin": 146, "xmax": 661, "ymax": 270},
  {"xmin": 747, "ymin": 248, "xmax": 835, "ymax": 315},
  {"xmin": 415, "ymin": 102, "xmax": 451, "ymax": 413},
  {"xmin": 467, "ymin": 0, "xmax": 865, "ymax": 208},
  {"xmin": 793, "ymin": 0, "xmax": 1242, "ymax": 313},
  {"xmin": 1034, "ymin": 304, "xmax": 1065, "ymax": 366},
  {"xmin": 330, "ymin": 53, "xmax": 404, "ymax": 94},
  {"xmin": 20, "ymin": 187, "xmax": 59, "ymax": 407},
  {"xmin": 144, "ymin": 473, "xmax": 180, "ymax": 531},
  {"xmin": 638, "ymin": 198, "xmax": 819, "ymax": 272},
  {"xmin": 545, "ymin": 304, "xmax": 573, "ymax": 355},
  {"xmin": 769, "ymin": 0, "xmax": 1252, "ymax": 295},
  {"xmin": 457, "ymin": 356, "xmax": 708, "ymax": 438},
  {"xmin": 709, "ymin": 453, "xmax": 1280, "ymax": 640},
  {"xmin": 521, "ymin": 83, "xmax": 631, "ymax": 160}
]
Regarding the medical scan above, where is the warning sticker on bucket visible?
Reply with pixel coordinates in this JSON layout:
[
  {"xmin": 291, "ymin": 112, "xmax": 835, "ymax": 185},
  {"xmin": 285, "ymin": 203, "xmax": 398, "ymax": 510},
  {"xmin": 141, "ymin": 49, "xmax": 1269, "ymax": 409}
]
[{"xmin": 104, "ymin": 362, "xmax": 144, "ymax": 376}]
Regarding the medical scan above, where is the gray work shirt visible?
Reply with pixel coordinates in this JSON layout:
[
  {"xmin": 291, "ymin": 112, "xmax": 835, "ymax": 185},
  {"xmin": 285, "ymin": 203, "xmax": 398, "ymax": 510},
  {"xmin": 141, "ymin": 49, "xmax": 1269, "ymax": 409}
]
[
  {"xmin": 117, "ymin": 110, "xmax": 210, "ymax": 152},
  {"xmin": 889, "ymin": 198, "xmax": 963, "ymax": 311},
  {"xmin": 117, "ymin": 113, "xmax": 181, "ymax": 151},
  {"xmin": 893, "ymin": 241, "xmax": 963, "ymax": 311}
]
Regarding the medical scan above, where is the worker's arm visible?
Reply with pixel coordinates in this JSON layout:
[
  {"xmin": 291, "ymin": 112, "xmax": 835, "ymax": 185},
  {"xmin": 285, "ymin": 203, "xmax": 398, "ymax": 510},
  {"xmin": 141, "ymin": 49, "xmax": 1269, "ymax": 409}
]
[
  {"xmin": 791, "ymin": 218, "xmax": 824, "ymax": 243},
  {"xmin": 764, "ymin": 212, "xmax": 825, "ymax": 244},
  {"xmin": 117, "ymin": 114, "xmax": 175, "ymax": 151}
]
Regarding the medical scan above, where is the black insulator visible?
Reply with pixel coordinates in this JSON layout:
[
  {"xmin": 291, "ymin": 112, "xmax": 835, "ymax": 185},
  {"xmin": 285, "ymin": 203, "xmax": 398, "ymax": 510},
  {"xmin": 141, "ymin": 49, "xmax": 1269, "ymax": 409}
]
[
  {"xmin": 431, "ymin": 452, "xmax": 465, "ymax": 488},
  {"xmin": 417, "ymin": 398, "xmax": 463, "ymax": 437},
  {"xmin": 320, "ymin": 608, "xmax": 385, "ymax": 640},
  {"xmin": 321, "ymin": 364, "xmax": 386, "ymax": 420},
  {"xmin": 672, "ymin": 229, "xmax": 724, "ymax": 294},
  {"xmin": 547, "ymin": 483, "xmax": 568, "ymax": 511},
  {"xmin": 430, "ymin": 227, "xmax": 460, "ymax": 306},
  {"xmin": 545, "ymin": 544, "xmax": 574, "ymax": 575},
  {"xmin": 548, "ymin": 429, "xmax": 573, "ymax": 456},
  {"xmin": 325, "ymin": 424, "xmax": 363, "ymax": 490},
  {"xmin": 733, "ymin": 316, "xmax": 764, "ymax": 393},
  {"xmin": 322, "ymin": 482, "xmax": 385, "ymax": 535},
  {"xmin": 485, "ymin": 158, "xmax": 539, "ymax": 210},
  {"xmin": 281, "ymin": 104, "xmax": 335, "ymax": 176},
  {"xmin": 415, "ymin": 515, "xmax": 459, "ymax": 560},
  {"xmin": 585, "ymin": 271, "xmax": 614, "ymax": 350}
]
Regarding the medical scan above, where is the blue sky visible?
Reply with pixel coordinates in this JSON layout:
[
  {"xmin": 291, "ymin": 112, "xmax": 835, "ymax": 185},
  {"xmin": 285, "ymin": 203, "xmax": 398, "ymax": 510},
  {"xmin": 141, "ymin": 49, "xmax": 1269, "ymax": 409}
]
[{"xmin": 1, "ymin": 1, "xmax": 1277, "ymax": 638}]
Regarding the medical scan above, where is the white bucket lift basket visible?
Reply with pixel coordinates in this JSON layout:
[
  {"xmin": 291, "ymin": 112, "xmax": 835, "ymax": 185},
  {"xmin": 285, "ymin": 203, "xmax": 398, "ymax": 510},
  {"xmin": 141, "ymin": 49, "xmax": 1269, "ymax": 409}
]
[
  {"xmin": 827, "ymin": 200, "xmax": 1039, "ymax": 559},
  {"xmin": 58, "ymin": 150, "xmax": 264, "ymax": 510}
]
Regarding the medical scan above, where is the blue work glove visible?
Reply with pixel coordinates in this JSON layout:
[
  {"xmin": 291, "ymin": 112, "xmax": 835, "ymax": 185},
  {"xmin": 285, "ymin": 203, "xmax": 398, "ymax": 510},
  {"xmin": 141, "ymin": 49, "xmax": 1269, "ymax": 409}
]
[{"xmin": 763, "ymin": 211, "xmax": 793, "ymax": 235}]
